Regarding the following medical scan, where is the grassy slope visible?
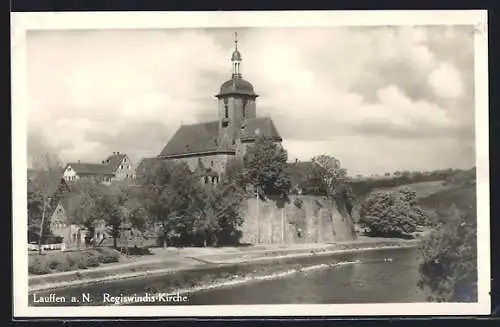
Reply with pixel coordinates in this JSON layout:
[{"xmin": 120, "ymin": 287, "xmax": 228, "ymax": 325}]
[{"xmin": 417, "ymin": 182, "xmax": 476, "ymax": 212}]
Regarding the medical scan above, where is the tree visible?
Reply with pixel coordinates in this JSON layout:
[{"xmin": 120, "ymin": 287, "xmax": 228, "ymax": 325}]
[
  {"xmin": 65, "ymin": 178, "xmax": 102, "ymax": 246},
  {"xmin": 241, "ymin": 135, "xmax": 291, "ymax": 202},
  {"xmin": 359, "ymin": 187, "xmax": 430, "ymax": 237},
  {"xmin": 418, "ymin": 203, "xmax": 477, "ymax": 302},
  {"xmin": 27, "ymin": 152, "xmax": 64, "ymax": 253},
  {"xmin": 95, "ymin": 182, "xmax": 130, "ymax": 248},
  {"xmin": 310, "ymin": 155, "xmax": 355, "ymax": 213},
  {"xmin": 193, "ymin": 175, "xmax": 246, "ymax": 246},
  {"xmin": 311, "ymin": 155, "xmax": 347, "ymax": 195},
  {"xmin": 135, "ymin": 160, "xmax": 200, "ymax": 247}
]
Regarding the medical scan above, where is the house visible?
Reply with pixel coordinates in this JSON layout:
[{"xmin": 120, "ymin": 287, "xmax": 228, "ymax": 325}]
[
  {"xmin": 62, "ymin": 152, "xmax": 135, "ymax": 184},
  {"xmin": 157, "ymin": 34, "xmax": 282, "ymax": 183}
]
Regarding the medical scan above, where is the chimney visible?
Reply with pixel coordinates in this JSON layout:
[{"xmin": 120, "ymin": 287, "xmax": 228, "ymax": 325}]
[
  {"xmin": 113, "ymin": 152, "xmax": 116, "ymax": 155},
  {"xmin": 117, "ymin": 151, "xmax": 120, "ymax": 155},
  {"xmin": 102, "ymin": 161, "xmax": 105, "ymax": 164},
  {"xmin": 295, "ymin": 158, "xmax": 298, "ymax": 164},
  {"xmin": 78, "ymin": 160, "xmax": 81, "ymax": 163}
]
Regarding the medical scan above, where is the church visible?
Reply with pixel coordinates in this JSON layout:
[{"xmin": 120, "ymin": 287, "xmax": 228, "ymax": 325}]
[{"xmin": 157, "ymin": 34, "xmax": 282, "ymax": 183}]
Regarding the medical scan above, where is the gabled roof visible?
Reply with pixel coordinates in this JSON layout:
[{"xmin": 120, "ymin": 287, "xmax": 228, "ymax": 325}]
[
  {"xmin": 239, "ymin": 117, "xmax": 282, "ymax": 141},
  {"xmin": 103, "ymin": 153, "xmax": 127, "ymax": 172},
  {"xmin": 66, "ymin": 163, "xmax": 115, "ymax": 176},
  {"xmin": 159, "ymin": 121, "xmax": 231, "ymax": 157}
]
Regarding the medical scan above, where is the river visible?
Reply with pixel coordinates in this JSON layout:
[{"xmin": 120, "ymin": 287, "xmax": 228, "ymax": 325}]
[{"xmin": 29, "ymin": 247, "xmax": 428, "ymax": 306}]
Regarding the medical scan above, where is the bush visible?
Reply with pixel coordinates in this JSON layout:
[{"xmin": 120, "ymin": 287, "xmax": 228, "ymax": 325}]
[
  {"xmin": 28, "ymin": 256, "xmax": 51, "ymax": 275},
  {"xmin": 28, "ymin": 248, "xmax": 122, "ymax": 275},
  {"xmin": 79, "ymin": 250, "xmax": 100, "ymax": 268},
  {"xmin": 120, "ymin": 246, "xmax": 153, "ymax": 256},
  {"xmin": 359, "ymin": 188, "xmax": 430, "ymax": 237},
  {"xmin": 418, "ymin": 202, "xmax": 477, "ymax": 302},
  {"xmin": 94, "ymin": 247, "xmax": 121, "ymax": 263}
]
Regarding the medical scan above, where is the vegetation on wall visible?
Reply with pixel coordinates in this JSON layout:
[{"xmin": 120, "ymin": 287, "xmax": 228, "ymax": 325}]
[{"xmin": 239, "ymin": 135, "xmax": 292, "ymax": 205}]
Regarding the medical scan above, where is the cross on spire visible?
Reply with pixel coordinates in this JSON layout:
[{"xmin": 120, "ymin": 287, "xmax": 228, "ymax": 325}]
[{"xmin": 231, "ymin": 32, "xmax": 242, "ymax": 78}]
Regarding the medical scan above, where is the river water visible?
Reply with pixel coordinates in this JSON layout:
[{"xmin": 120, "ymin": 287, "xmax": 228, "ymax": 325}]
[{"xmin": 29, "ymin": 247, "xmax": 428, "ymax": 306}]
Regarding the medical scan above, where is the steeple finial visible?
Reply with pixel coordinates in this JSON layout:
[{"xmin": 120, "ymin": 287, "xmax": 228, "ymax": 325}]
[{"xmin": 231, "ymin": 32, "xmax": 242, "ymax": 78}]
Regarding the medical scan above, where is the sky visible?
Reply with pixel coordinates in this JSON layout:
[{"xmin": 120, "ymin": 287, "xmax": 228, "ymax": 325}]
[{"xmin": 26, "ymin": 25, "xmax": 476, "ymax": 176}]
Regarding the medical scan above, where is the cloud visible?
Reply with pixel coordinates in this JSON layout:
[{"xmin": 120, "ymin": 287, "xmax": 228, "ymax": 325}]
[
  {"xmin": 26, "ymin": 26, "xmax": 475, "ymax": 175},
  {"xmin": 428, "ymin": 63, "xmax": 464, "ymax": 99}
]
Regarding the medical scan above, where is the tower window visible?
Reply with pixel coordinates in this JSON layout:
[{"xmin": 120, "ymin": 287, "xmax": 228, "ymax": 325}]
[
  {"xmin": 224, "ymin": 105, "xmax": 228, "ymax": 119},
  {"xmin": 211, "ymin": 161, "xmax": 214, "ymax": 167},
  {"xmin": 243, "ymin": 105, "xmax": 246, "ymax": 119}
]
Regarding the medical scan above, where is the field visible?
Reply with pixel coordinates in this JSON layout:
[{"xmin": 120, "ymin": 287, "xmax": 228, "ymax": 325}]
[{"xmin": 376, "ymin": 180, "xmax": 454, "ymax": 199}]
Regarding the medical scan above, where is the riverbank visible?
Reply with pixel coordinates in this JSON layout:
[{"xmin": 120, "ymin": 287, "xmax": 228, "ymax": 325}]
[{"xmin": 29, "ymin": 238, "xmax": 421, "ymax": 293}]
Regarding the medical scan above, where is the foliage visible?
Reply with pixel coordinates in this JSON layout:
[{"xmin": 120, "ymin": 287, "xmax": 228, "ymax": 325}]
[
  {"xmin": 192, "ymin": 180, "xmax": 246, "ymax": 246},
  {"xmin": 418, "ymin": 203, "xmax": 477, "ymax": 302},
  {"xmin": 135, "ymin": 159, "xmax": 202, "ymax": 246},
  {"xmin": 28, "ymin": 247, "xmax": 121, "ymax": 275},
  {"xmin": 96, "ymin": 181, "xmax": 131, "ymax": 248},
  {"xmin": 65, "ymin": 179, "xmax": 100, "ymax": 226},
  {"xmin": 359, "ymin": 187, "xmax": 430, "ymax": 237},
  {"xmin": 27, "ymin": 153, "xmax": 65, "ymax": 250},
  {"xmin": 241, "ymin": 135, "xmax": 292, "ymax": 202},
  {"xmin": 311, "ymin": 155, "xmax": 348, "ymax": 195},
  {"xmin": 310, "ymin": 155, "xmax": 356, "ymax": 216}
]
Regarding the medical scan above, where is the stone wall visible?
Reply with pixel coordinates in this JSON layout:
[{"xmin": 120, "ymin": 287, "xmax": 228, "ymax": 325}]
[
  {"xmin": 239, "ymin": 195, "xmax": 357, "ymax": 244},
  {"xmin": 171, "ymin": 154, "xmax": 233, "ymax": 176}
]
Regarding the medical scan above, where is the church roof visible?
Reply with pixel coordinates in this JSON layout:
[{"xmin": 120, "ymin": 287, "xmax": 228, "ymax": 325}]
[
  {"xmin": 159, "ymin": 121, "xmax": 231, "ymax": 157},
  {"xmin": 159, "ymin": 117, "xmax": 282, "ymax": 158},
  {"xmin": 217, "ymin": 77, "xmax": 257, "ymax": 97},
  {"xmin": 239, "ymin": 117, "xmax": 282, "ymax": 141}
]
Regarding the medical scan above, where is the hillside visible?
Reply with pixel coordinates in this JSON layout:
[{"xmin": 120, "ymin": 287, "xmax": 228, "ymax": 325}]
[
  {"xmin": 417, "ymin": 182, "xmax": 476, "ymax": 213},
  {"xmin": 350, "ymin": 180, "xmax": 470, "ymax": 223}
]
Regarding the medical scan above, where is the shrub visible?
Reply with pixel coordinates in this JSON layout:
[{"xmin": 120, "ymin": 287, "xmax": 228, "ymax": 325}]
[
  {"xmin": 418, "ymin": 202, "xmax": 477, "ymax": 302},
  {"xmin": 28, "ymin": 256, "xmax": 51, "ymax": 275},
  {"xmin": 359, "ymin": 188, "xmax": 430, "ymax": 237},
  {"xmin": 28, "ymin": 248, "xmax": 122, "ymax": 275},
  {"xmin": 94, "ymin": 247, "xmax": 121, "ymax": 263},
  {"xmin": 120, "ymin": 246, "xmax": 153, "ymax": 256},
  {"xmin": 80, "ymin": 250, "xmax": 100, "ymax": 268}
]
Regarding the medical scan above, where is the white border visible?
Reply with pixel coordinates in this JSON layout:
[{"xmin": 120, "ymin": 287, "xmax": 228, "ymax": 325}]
[{"xmin": 11, "ymin": 10, "xmax": 490, "ymax": 317}]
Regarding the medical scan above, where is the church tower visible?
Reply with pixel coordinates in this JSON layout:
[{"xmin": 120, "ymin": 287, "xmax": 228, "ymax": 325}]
[{"xmin": 215, "ymin": 33, "xmax": 258, "ymax": 144}]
